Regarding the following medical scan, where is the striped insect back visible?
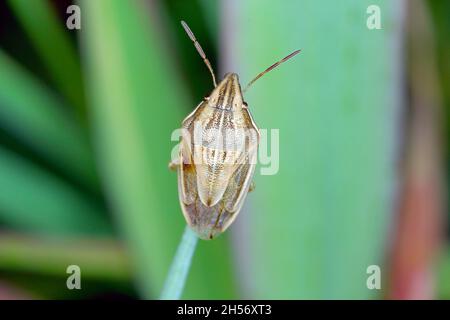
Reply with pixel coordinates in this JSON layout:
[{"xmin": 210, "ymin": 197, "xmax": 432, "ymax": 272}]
[{"xmin": 170, "ymin": 21, "xmax": 300, "ymax": 239}]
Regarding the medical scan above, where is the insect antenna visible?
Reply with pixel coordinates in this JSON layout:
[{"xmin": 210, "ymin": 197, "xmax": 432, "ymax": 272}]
[
  {"xmin": 243, "ymin": 49, "xmax": 301, "ymax": 93},
  {"xmin": 181, "ymin": 20, "xmax": 217, "ymax": 87}
]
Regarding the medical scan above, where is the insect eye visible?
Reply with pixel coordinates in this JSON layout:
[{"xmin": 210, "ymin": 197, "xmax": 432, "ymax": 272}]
[{"xmin": 243, "ymin": 102, "xmax": 248, "ymax": 108}]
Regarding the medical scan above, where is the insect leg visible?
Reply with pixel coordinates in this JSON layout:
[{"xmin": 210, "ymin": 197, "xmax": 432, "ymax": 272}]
[
  {"xmin": 249, "ymin": 181, "xmax": 256, "ymax": 192},
  {"xmin": 168, "ymin": 158, "xmax": 180, "ymax": 171}
]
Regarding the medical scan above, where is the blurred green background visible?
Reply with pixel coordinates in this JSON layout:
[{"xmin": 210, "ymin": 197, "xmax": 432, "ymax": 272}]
[{"xmin": 0, "ymin": 0, "xmax": 448, "ymax": 299}]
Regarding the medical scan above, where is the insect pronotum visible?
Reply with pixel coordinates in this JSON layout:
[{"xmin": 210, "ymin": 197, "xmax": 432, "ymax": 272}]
[{"xmin": 170, "ymin": 20, "xmax": 300, "ymax": 240}]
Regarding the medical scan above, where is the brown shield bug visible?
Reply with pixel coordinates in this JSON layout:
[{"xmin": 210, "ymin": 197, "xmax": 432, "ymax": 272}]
[{"xmin": 170, "ymin": 21, "xmax": 300, "ymax": 239}]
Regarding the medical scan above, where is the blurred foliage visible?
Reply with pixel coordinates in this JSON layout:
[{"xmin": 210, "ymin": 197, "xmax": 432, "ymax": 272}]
[
  {"xmin": 0, "ymin": 51, "xmax": 97, "ymax": 189},
  {"xmin": 0, "ymin": 146, "xmax": 110, "ymax": 235},
  {"xmin": 0, "ymin": 0, "xmax": 447, "ymax": 299},
  {"xmin": 427, "ymin": 0, "xmax": 450, "ymax": 237},
  {"xmin": 427, "ymin": 1, "xmax": 450, "ymax": 137},
  {"xmin": 7, "ymin": 0, "xmax": 86, "ymax": 120},
  {"xmin": 230, "ymin": 0, "xmax": 402, "ymax": 299},
  {"xmin": 426, "ymin": 0, "xmax": 450, "ymax": 297},
  {"xmin": 80, "ymin": 0, "xmax": 235, "ymax": 299},
  {"xmin": 0, "ymin": 234, "xmax": 129, "ymax": 280}
]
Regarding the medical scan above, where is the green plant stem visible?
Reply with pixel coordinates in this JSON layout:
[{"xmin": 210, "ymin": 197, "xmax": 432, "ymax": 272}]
[{"xmin": 160, "ymin": 226, "xmax": 199, "ymax": 300}]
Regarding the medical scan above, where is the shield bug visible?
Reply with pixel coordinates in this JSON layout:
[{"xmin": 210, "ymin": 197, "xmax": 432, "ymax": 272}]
[{"xmin": 170, "ymin": 21, "xmax": 300, "ymax": 240}]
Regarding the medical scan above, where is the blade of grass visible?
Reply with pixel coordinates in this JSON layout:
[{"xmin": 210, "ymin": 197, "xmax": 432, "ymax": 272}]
[
  {"xmin": 228, "ymin": 0, "xmax": 404, "ymax": 298},
  {"xmin": 7, "ymin": 0, "xmax": 86, "ymax": 118},
  {"xmin": 0, "ymin": 146, "xmax": 111, "ymax": 235},
  {"xmin": 81, "ymin": 0, "xmax": 236, "ymax": 298},
  {"xmin": 160, "ymin": 227, "xmax": 198, "ymax": 300},
  {"xmin": 0, "ymin": 50, "xmax": 97, "ymax": 190}
]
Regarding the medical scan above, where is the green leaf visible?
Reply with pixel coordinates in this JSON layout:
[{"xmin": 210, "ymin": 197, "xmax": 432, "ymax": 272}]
[
  {"xmin": 7, "ymin": 0, "xmax": 86, "ymax": 118},
  {"xmin": 230, "ymin": 0, "xmax": 403, "ymax": 298},
  {"xmin": 0, "ymin": 234, "xmax": 128, "ymax": 281},
  {"xmin": 0, "ymin": 50, "xmax": 97, "ymax": 189},
  {"xmin": 0, "ymin": 146, "xmax": 111, "ymax": 235},
  {"xmin": 80, "ymin": 0, "xmax": 236, "ymax": 298}
]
